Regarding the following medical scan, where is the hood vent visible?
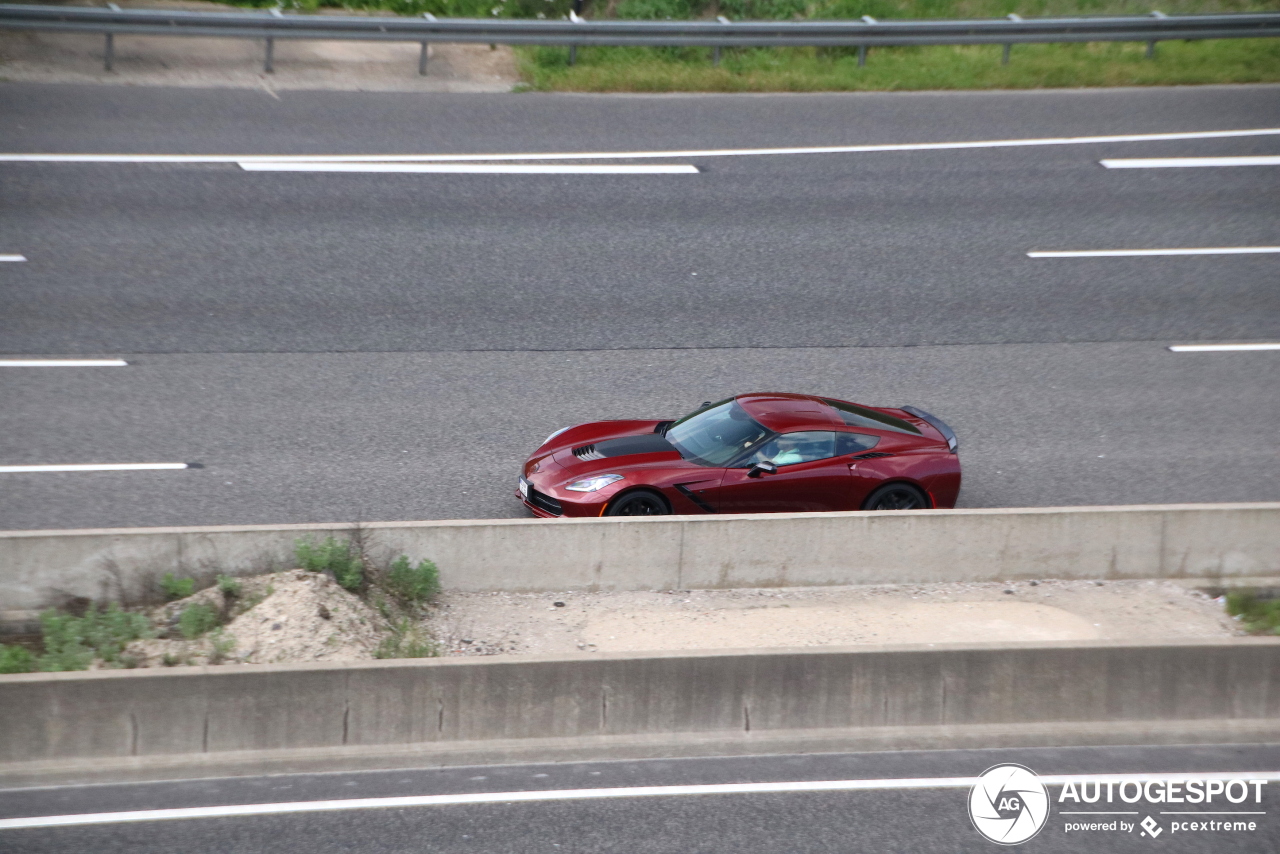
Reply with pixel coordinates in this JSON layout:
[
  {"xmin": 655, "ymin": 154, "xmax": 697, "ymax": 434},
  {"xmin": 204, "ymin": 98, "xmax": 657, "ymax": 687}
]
[{"xmin": 571, "ymin": 433, "xmax": 676, "ymax": 462}]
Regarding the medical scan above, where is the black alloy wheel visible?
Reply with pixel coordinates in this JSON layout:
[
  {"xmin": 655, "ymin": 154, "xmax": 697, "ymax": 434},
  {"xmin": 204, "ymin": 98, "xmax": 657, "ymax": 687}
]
[
  {"xmin": 862, "ymin": 483, "xmax": 929, "ymax": 511},
  {"xmin": 605, "ymin": 490, "xmax": 670, "ymax": 516}
]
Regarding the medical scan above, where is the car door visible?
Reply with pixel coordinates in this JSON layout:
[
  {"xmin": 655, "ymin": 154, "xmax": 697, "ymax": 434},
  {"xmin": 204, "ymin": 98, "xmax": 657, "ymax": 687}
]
[{"xmin": 706, "ymin": 431, "xmax": 851, "ymax": 513}]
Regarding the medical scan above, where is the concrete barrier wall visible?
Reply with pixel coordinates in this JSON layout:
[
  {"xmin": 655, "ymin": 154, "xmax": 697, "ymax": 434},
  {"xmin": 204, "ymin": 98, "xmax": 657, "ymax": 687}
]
[
  {"xmin": 2, "ymin": 503, "xmax": 1279, "ymax": 612},
  {"xmin": 2, "ymin": 640, "xmax": 1277, "ymax": 767}
]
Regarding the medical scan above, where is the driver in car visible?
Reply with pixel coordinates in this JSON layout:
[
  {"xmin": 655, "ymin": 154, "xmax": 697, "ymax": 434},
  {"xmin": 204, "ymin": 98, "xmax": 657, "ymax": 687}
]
[{"xmin": 748, "ymin": 432, "xmax": 822, "ymax": 467}]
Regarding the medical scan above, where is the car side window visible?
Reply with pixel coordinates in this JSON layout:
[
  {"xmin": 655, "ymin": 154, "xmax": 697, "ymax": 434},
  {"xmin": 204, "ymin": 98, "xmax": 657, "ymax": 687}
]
[
  {"xmin": 740, "ymin": 431, "xmax": 837, "ymax": 467},
  {"xmin": 836, "ymin": 432, "xmax": 880, "ymax": 455}
]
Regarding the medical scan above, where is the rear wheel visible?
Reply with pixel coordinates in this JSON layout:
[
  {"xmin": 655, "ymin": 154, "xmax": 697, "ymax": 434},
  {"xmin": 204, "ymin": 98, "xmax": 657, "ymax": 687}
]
[
  {"xmin": 862, "ymin": 482, "xmax": 929, "ymax": 511},
  {"xmin": 605, "ymin": 490, "xmax": 670, "ymax": 517}
]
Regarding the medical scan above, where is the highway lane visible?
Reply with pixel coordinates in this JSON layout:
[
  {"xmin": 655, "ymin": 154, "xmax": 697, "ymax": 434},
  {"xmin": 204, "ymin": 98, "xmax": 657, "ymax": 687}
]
[
  {"xmin": 1, "ymin": 83, "xmax": 1277, "ymax": 528},
  {"xmin": 2, "ymin": 133, "xmax": 1278, "ymax": 354},
  {"xmin": 2, "ymin": 744, "xmax": 1277, "ymax": 852},
  {"xmin": 2, "ymin": 82, "xmax": 1278, "ymax": 159},
  {"xmin": 2, "ymin": 342, "xmax": 1278, "ymax": 529}
]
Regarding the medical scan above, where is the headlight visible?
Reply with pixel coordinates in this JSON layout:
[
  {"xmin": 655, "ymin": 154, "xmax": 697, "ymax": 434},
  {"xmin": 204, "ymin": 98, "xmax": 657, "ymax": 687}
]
[
  {"xmin": 543, "ymin": 426, "xmax": 571, "ymax": 446},
  {"xmin": 565, "ymin": 474, "xmax": 624, "ymax": 492}
]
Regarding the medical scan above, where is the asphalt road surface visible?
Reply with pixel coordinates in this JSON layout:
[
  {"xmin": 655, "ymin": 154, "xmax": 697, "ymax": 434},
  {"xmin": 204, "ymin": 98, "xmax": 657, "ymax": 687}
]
[
  {"xmin": 2, "ymin": 744, "xmax": 1277, "ymax": 852},
  {"xmin": 1, "ymin": 83, "xmax": 1278, "ymax": 528}
]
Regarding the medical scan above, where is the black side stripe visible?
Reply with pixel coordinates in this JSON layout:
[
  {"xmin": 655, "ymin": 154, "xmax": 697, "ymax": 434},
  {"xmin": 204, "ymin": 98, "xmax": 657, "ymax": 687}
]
[{"xmin": 674, "ymin": 483, "xmax": 717, "ymax": 514}]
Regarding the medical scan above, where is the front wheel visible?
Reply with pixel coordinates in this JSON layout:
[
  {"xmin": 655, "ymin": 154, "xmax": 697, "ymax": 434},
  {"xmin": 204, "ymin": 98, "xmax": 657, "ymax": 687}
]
[
  {"xmin": 861, "ymin": 483, "xmax": 929, "ymax": 511},
  {"xmin": 605, "ymin": 490, "xmax": 670, "ymax": 517}
]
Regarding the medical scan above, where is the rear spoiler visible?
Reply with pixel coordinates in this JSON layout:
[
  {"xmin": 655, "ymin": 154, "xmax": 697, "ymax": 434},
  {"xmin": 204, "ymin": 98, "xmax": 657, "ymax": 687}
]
[{"xmin": 901, "ymin": 406, "xmax": 958, "ymax": 453}]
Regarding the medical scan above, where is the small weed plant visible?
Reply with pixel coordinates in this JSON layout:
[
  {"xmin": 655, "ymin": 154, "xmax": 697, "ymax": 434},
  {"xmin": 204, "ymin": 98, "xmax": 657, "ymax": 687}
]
[
  {"xmin": 179, "ymin": 603, "xmax": 221, "ymax": 639},
  {"xmin": 1225, "ymin": 591, "xmax": 1280, "ymax": 635},
  {"xmin": 385, "ymin": 556, "xmax": 442, "ymax": 605},
  {"xmin": 376, "ymin": 619, "xmax": 438, "ymax": 659},
  {"xmin": 217, "ymin": 574, "xmax": 243, "ymax": 598},
  {"xmin": 160, "ymin": 573, "xmax": 196, "ymax": 601},
  {"xmin": 0, "ymin": 644, "xmax": 35, "ymax": 674},
  {"xmin": 296, "ymin": 537, "xmax": 364, "ymax": 592},
  {"xmin": 207, "ymin": 628, "xmax": 238, "ymax": 664},
  {"xmin": 39, "ymin": 604, "xmax": 154, "ymax": 671}
]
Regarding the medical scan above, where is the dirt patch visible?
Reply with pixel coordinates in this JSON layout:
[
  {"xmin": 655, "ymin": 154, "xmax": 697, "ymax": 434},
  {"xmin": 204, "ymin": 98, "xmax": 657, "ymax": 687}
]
[
  {"xmin": 0, "ymin": 0, "xmax": 518, "ymax": 92},
  {"xmin": 429, "ymin": 579, "xmax": 1245, "ymax": 657},
  {"xmin": 126, "ymin": 569, "xmax": 389, "ymax": 666}
]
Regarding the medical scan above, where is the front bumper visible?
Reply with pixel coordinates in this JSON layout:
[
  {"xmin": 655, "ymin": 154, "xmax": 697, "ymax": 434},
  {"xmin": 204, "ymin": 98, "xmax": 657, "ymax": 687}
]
[{"xmin": 518, "ymin": 476, "xmax": 613, "ymax": 518}]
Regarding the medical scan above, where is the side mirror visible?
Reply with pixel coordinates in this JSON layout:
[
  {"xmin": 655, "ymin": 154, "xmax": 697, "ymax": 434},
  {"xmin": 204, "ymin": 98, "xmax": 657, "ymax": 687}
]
[{"xmin": 748, "ymin": 460, "xmax": 778, "ymax": 478}]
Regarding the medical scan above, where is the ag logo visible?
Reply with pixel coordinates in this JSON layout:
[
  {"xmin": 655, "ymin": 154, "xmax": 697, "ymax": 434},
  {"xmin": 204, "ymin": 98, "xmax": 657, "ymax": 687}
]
[{"xmin": 968, "ymin": 764, "xmax": 1050, "ymax": 845}]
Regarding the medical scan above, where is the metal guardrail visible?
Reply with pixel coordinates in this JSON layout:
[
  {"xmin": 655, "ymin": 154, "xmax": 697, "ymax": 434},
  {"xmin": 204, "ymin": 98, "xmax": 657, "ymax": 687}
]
[{"xmin": 1, "ymin": 3, "xmax": 1277, "ymax": 75}]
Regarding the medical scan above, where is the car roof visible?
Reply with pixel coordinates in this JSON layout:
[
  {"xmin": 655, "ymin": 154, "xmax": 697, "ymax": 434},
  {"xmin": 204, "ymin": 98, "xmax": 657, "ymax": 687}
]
[{"xmin": 735, "ymin": 393, "xmax": 843, "ymax": 433}]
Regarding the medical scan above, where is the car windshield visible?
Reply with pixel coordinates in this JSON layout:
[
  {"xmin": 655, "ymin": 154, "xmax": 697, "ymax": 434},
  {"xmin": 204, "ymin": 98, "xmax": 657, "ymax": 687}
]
[{"xmin": 665, "ymin": 399, "xmax": 773, "ymax": 466}]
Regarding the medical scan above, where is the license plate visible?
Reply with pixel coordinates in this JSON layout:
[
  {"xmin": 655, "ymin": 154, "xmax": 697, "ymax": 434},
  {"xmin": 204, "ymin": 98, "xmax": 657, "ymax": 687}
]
[{"xmin": 518, "ymin": 478, "xmax": 529, "ymax": 499}]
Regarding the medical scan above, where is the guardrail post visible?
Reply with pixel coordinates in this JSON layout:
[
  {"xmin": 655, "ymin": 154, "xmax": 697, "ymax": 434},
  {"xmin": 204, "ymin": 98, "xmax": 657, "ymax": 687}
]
[
  {"xmin": 713, "ymin": 15, "xmax": 729, "ymax": 66},
  {"xmin": 859, "ymin": 16, "xmax": 875, "ymax": 66},
  {"xmin": 103, "ymin": 1, "xmax": 120, "ymax": 71},
  {"xmin": 419, "ymin": 13, "xmax": 435, "ymax": 76},
  {"xmin": 569, "ymin": 8, "xmax": 582, "ymax": 66},
  {"xmin": 1147, "ymin": 11, "xmax": 1166, "ymax": 58},
  {"xmin": 264, "ymin": 6, "xmax": 282, "ymax": 73},
  {"xmin": 1004, "ymin": 14, "xmax": 1021, "ymax": 65}
]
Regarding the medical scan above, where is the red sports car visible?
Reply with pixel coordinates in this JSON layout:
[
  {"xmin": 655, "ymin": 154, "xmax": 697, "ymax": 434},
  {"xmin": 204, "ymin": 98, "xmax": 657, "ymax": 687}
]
[{"xmin": 518, "ymin": 393, "xmax": 960, "ymax": 517}]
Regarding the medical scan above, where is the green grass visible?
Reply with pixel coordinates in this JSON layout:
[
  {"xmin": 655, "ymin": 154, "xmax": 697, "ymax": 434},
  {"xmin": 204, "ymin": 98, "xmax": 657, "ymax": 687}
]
[
  {"xmin": 217, "ymin": 574, "xmax": 243, "ymax": 598},
  {"xmin": 296, "ymin": 537, "xmax": 365, "ymax": 592},
  {"xmin": 519, "ymin": 38, "xmax": 1280, "ymax": 92},
  {"xmin": 39, "ymin": 605, "xmax": 154, "ymax": 671},
  {"xmin": 178, "ymin": 603, "xmax": 221, "ymax": 640},
  {"xmin": 1226, "ymin": 590, "xmax": 1280, "ymax": 635},
  {"xmin": 218, "ymin": 0, "xmax": 1280, "ymax": 91},
  {"xmin": 384, "ymin": 556, "xmax": 442, "ymax": 605},
  {"xmin": 160, "ymin": 573, "xmax": 196, "ymax": 601},
  {"xmin": 0, "ymin": 644, "xmax": 36, "ymax": 674}
]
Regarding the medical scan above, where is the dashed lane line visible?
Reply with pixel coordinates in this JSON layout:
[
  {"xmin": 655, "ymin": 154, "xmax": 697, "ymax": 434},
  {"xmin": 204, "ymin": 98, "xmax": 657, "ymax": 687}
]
[
  {"xmin": 1029, "ymin": 247, "xmax": 1280, "ymax": 258},
  {"xmin": 1168, "ymin": 343, "xmax": 1280, "ymax": 352},
  {"xmin": 1101, "ymin": 156, "xmax": 1280, "ymax": 169},
  {"xmin": 0, "ymin": 463, "xmax": 191, "ymax": 473},
  {"xmin": 0, "ymin": 359, "xmax": 128, "ymax": 367},
  {"xmin": 236, "ymin": 163, "xmax": 700, "ymax": 174}
]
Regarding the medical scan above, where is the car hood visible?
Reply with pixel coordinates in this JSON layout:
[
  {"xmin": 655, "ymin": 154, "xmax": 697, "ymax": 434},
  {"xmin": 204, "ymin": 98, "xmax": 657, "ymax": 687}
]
[
  {"xmin": 528, "ymin": 420, "xmax": 687, "ymax": 478},
  {"xmin": 553, "ymin": 432, "xmax": 679, "ymax": 465}
]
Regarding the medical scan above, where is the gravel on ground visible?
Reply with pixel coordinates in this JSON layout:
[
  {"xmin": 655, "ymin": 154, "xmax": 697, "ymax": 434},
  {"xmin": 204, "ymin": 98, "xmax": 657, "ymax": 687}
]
[{"xmin": 428, "ymin": 578, "xmax": 1247, "ymax": 657}]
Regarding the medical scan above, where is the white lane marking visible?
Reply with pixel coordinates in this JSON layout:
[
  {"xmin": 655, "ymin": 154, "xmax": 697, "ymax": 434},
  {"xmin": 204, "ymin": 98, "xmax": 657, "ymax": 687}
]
[
  {"xmin": 0, "ymin": 254, "xmax": 27, "ymax": 262},
  {"xmin": 1101, "ymin": 156, "xmax": 1280, "ymax": 169},
  {"xmin": 1029, "ymin": 247, "xmax": 1280, "ymax": 258},
  {"xmin": 1168, "ymin": 343, "xmax": 1280, "ymax": 352},
  {"xmin": 2, "ymin": 771, "xmax": 1276, "ymax": 830},
  {"xmin": 1, "ymin": 127, "xmax": 1278, "ymax": 164},
  {"xmin": 0, "ymin": 463, "xmax": 188, "ymax": 473},
  {"xmin": 237, "ymin": 163, "xmax": 699, "ymax": 175},
  {"xmin": 0, "ymin": 359, "xmax": 128, "ymax": 367}
]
